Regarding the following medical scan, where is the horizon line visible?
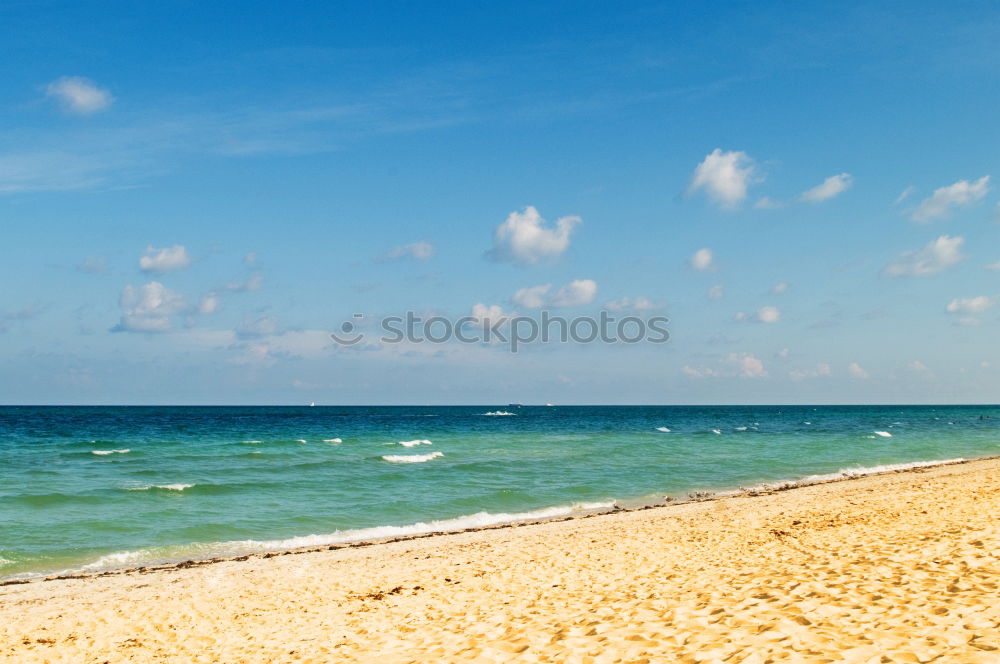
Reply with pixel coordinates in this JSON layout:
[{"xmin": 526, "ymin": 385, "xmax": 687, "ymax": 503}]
[{"xmin": 2, "ymin": 403, "xmax": 999, "ymax": 408}]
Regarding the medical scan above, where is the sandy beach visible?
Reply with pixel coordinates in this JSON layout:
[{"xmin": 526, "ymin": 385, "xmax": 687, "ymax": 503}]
[{"xmin": 2, "ymin": 458, "xmax": 998, "ymax": 663}]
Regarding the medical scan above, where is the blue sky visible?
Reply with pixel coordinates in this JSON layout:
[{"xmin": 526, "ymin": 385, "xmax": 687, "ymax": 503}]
[{"xmin": 2, "ymin": 1, "xmax": 998, "ymax": 404}]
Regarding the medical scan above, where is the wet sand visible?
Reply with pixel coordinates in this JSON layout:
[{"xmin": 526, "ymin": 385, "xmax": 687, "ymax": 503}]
[{"xmin": 2, "ymin": 457, "xmax": 998, "ymax": 662}]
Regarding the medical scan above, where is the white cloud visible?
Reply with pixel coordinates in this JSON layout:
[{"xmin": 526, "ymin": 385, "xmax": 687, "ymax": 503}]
[
  {"xmin": 139, "ymin": 245, "xmax": 191, "ymax": 274},
  {"xmin": 222, "ymin": 326, "xmax": 334, "ymax": 366},
  {"xmin": 756, "ymin": 306, "xmax": 781, "ymax": 323},
  {"xmin": 237, "ymin": 316, "xmax": 279, "ymax": 339},
  {"xmin": 487, "ymin": 206, "xmax": 580, "ymax": 265},
  {"xmin": 224, "ymin": 273, "xmax": 263, "ymax": 292},
  {"xmin": 45, "ymin": 76, "xmax": 113, "ymax": 114},
  {"xmin": 383, "ymin": 240, "xmax": 434, "ymax": 261},
  {"xmin": 229, "ymin": 343, "xmax": 275, "ymax": 366},
  {"xmin": 0, "ymin": 305, "xmax": 42, "ymax": 335},
  {"xmin": 265, "ymin": 330, "xmax": 335, "ymax": 359},
  {"xmin": 605, "ymin": 296, "xmax": 661, "ymax": 312},
  {"xmin": 512, "ymin": 279, "xmax": 597, "ymax": 308},
  {"xmin": 470, "ymin": 303, "xmax": 511, "ymax": 322},
  {"xmin": 987, "ymin": 262, "xmax": 1000, "ymax": 271},
  {"xmin": 707, "ymin": 285, "xmax": 725, "ymax": 299},
  {"xmin": 243, "ymin": 252, "xmax": 258, "ymax": 264},
  {"xmin": 790, "ymin": 363, "xmax": 832, "ymax": 381},
  {"xmin": 512, "ymin": 284, "xmax": 551, "ymax": 308},
  {"xmin": 883, "ymin": 235, "xmax": 964, "ymax": 277},
  {"xmin": 894, "ymin": 185, "xmax": 916, "ymax": 206},
  {"xmin": 770, "ymin": 281, "xmax": 790, "ymax": 295},
  {"xmin": 911, "ymin": 176, "xmax": 990, "ymax": 222},
  {"xmin": 908, "ymin": 360, "xmax": 930, "ymax": 372},
  {"xmin": 690, "ymin": 248, "xmax": 715, "ymax": 271},
  {"xmin": 754, "ymin": 196, "xmax": 783, "ymax": 209},
  {"xmin": 682, "ymin": 352, "xmax": 767, "ymax": 379},
  {"xmin": 681, "ymin": 365, "xmax": 718, "ymax": 379},
  {"xmin": 728, "ymin": 352, "xmax": 767, "ymax": 378},
  {"xmin": 198, "ymin": 294, "xmax": 220, "ymax": 315},
  {"xmin": 550, "ymin": 280, "xmax": 597, "ymax": 307},
  {"xmin": 946, "ymin": 296, "xmax": 995, "ymax": 314},
  {"xmin": 735, "ymin": 306, "xmax": 781, "ymax": 323},
  {"xmin": 776, "ymin": 348, "xmax": 790, "ymax": 358},
  {"xmin": 112, "ymin": 282, "xmax": 185, "ymax": 333},
  {"xmin": 799, "ymin": 173, "xmax": 853, "ymax": 203},
  {"xmin": 848, "ymin": 362, "xmax": 870, "ymax": 379},
  {"xmin": 687, "ymin": 149, "xmax": 757, "ymax": 208}
]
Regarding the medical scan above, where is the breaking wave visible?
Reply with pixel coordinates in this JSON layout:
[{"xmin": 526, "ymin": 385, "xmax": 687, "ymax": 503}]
[
  {"xmin": 381, "ymin": 451, "xmax": 443, "ymax": 464},
  {"xmin": 397, "ymin": 439, "xmax": 432, "ymax": 447}
]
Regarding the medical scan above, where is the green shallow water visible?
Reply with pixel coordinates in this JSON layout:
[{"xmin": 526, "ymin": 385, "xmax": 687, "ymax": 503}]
[{"xmin": 1, "ymin": 405, "xmax": 998, "ymax": 578}]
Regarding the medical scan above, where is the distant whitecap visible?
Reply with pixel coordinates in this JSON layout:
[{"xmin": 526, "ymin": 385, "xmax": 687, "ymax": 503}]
[
  {"xmin": 381, "ymin": 451, "xmax": 443, "ymax": 464},
  {"xmin": 397, "ymin": 439, "xmax": 432, "ymax": 447}
]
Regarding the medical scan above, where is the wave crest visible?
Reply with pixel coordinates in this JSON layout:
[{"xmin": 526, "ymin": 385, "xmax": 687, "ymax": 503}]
[
  {"xmin": 397, "ymin": 439, "xmax": 432, "ymax": 447},
  {"xmin": 381, "ymin": 451, "xmax": 443, "ymax": 464}
]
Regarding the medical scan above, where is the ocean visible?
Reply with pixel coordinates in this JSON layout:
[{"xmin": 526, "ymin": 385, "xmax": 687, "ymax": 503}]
[{"xmin": 1, "ymin": 404, "xmax": 998, "ymax": 579}]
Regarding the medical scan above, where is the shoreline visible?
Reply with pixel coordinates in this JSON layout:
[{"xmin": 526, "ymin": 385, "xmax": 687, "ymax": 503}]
[
  {"xmin": 4, "ymin": 453, "xmax": 993, "ymax": 588},
  {"xmin": 4, "ymin": 454, "xmax": 999, "ymax": 661}
]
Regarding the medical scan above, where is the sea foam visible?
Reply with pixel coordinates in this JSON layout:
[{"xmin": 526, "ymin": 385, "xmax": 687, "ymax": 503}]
[
  {"xmin": 91, "ymin": 449, "xmax": 130, "ymax": 455},
  {"xmin": 81, "ymin": 549, "xmax": 151, "ymax": 571},
  {"xmin": 381, "ymin": 451, "xmax": 443, "ymax": 463},
  {"xmin": 874, "ymin": 431, "xmax": 893, "ymax": 438},
  {"xmin": 483, "ymin": 411, "xmax": 516, "ymax": 416},
  {"xmin": 127, "ymin": 484, "xmax": 195, "ymax": 492},
  {"xmin": 798, "ymin": 458, "xmax": 964, "ymax": 484},
  {"xmin": 655, "ymin": 427, "xmax": 671, "ymax": 432},
  {"xmin": 55, "ymin": 500, "xmax": 618, "ymax": 576},
  {"xmin": 728, "ymin": 457, "xmax": 968, "ymax": 496},
  {"xmin": 323, "ymin": 438, "xmax": 343, "ymax": 443},
  {"xmin": 244, "ymin": 501, "xmax": 617, "ymax": 551}
]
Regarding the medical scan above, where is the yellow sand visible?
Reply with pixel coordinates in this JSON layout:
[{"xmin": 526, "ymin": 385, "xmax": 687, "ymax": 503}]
[{"xmin": 2, "ymin": 458, "xmax": 999, "ymax": 663}]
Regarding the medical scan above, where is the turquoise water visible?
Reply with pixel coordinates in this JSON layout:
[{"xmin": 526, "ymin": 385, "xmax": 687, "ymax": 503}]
[{"xmin": 1, "ymin": 405, "xmax": 998, "ymax": 579}]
